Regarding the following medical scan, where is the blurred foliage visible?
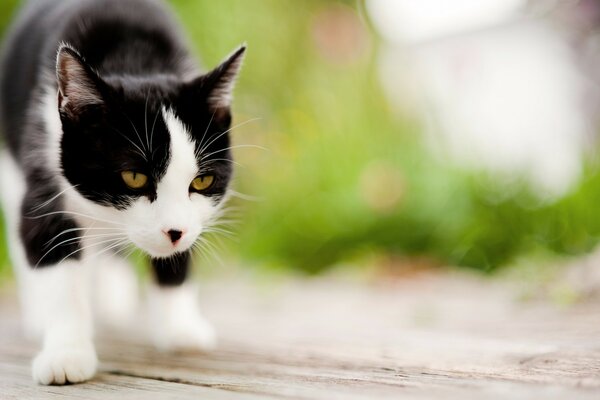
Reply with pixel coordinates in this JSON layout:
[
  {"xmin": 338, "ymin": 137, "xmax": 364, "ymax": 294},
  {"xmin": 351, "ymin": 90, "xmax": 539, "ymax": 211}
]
[{"xmin": 1, "ymin": 0, "xmax": 600, "ymax": 277}]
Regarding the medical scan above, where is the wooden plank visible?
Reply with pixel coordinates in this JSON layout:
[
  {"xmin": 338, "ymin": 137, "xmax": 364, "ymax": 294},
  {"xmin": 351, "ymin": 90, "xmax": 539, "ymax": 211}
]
[
  {"xmin": 1, "ymin": 272, "xmax": 600, "ymax": 399},
  {"xmin": 0, "ymin": 360, "xmax": 270, "ymax": 400}
]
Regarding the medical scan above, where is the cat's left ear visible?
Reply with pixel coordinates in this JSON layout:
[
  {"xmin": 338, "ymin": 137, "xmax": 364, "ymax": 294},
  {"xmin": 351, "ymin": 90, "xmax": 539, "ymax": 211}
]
[{"xmin": 184, "ymin": 45, "xmax": 246, "ymax": 115}]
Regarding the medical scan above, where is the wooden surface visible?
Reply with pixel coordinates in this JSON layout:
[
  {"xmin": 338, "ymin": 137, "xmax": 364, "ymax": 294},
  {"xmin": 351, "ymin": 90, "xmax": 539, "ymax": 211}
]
[{"xmin": 1, "ymin": 270, "xmax": 600, "ymax": 399}]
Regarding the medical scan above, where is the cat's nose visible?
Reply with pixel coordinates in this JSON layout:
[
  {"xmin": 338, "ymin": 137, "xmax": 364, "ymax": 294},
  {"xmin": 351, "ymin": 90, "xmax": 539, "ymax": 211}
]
[{"xmin": 164, "ymin": 229, "xmax": 183, "ymax": 244}]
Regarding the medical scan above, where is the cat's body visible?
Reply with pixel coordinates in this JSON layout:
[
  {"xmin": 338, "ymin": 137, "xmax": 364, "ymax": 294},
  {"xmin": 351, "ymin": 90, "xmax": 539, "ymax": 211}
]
[{"xmin": 0, "ymin": 0, "xmax": 244, "ymax": 384}]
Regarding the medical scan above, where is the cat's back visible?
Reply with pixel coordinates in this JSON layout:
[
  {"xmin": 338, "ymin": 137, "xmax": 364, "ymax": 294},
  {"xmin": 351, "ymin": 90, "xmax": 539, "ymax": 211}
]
[{"xmin": 0, "ymin": 0, "xmax": 192, "ymax": 159}]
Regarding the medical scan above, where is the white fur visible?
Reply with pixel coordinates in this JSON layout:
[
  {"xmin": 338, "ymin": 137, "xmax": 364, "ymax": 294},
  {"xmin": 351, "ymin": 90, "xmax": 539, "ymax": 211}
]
[
  {"xmin": 27, "ymin": 260, "xmax": 97, "ymax": 385},
  {"xmin": 0, "ymin": 90, "xmax": 222, "ymax": 385}
]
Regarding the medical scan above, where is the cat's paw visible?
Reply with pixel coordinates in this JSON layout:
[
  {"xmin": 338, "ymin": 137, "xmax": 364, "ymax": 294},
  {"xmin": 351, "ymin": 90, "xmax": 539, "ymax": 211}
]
[
  {"xmin": 32, "ymin": 343, "xmax": 97, "ymax": 385},
  {"xmin": 152, "ymin": 316, "xmax": 217, "ymax": 352}
]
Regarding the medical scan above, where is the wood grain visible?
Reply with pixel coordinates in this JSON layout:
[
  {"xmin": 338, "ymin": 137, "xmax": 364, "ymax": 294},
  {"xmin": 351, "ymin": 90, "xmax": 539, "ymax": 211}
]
[{"xmin": 1, "ymin": 272, "xmax": 599, "ymax": 399}]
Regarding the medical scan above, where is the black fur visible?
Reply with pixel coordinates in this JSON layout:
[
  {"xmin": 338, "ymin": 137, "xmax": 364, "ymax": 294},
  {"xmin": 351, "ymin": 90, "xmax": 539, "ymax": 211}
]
[
  {"xmin": 151, "ymin": 251, "xmax": 190, "ymax": 286},
  {"xmin": 20, "ymin": 168, "xmax": 81, "ymax": 267},
  {"xmin": 0, "ymin": 0, "xmax": 243, "ymax": 277}
]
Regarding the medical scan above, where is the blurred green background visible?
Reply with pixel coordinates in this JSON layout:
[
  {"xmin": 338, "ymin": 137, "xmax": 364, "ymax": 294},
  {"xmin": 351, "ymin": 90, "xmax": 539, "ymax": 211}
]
[{"xmin": 1, "ymin": 0, "xmax": 600, "ymax": 278}]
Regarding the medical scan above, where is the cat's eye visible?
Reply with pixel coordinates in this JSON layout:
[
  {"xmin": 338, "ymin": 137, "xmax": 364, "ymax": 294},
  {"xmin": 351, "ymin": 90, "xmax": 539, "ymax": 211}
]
[
  {"xmin": 190, "ymin": 175, "xmax": 215, "ymax": 192},
  {"xmin": 121, "ymin": 171, "xmax": 148, "ymax": 189}
]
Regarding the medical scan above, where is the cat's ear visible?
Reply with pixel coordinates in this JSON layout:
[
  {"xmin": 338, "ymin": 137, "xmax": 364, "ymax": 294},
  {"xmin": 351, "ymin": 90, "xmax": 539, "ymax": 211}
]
[
  {"xmin": 203, "ymin": 45, "xmax": 246, "ymax": 110},
  {"xmin": 184, "ymin": 45, "xmax": 246, "ymax": 114},
  {"xmin": 56, "ymin": 44, "xmax": 105, "ymax": 115}
]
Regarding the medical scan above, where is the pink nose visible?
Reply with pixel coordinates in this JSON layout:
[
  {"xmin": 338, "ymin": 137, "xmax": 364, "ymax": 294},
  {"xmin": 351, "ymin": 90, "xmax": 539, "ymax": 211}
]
[{"xmin": 164, "ymin": 229, "xmax": 183, "ymax": 244}]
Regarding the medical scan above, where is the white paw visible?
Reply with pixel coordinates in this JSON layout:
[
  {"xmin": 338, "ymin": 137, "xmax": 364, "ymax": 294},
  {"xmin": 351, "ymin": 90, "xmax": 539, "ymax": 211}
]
[
  {"xmin": 32, "ymin": 343, "xmax": 97, "ymax": 385},
  {"xmin": 153, "ymin": 317, "xmax": 217, "ymax": 352}
]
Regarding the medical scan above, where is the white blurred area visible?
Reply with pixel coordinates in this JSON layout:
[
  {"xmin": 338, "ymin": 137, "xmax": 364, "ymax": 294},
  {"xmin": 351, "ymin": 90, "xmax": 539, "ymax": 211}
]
[{"xmin": 366, "ymin": 0, "xmax": 593, "ymax": 198}]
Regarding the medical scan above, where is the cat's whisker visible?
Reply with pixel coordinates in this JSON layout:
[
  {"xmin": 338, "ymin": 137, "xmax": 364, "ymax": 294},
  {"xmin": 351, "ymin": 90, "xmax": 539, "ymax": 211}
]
[
  {"xmin": 149, "ymin": 105, "xmax": 161, "ymax": 158},
  {"xmin": 123, "ymin": 112, "xmax": 148, "ymax": 154},
  {"xmin": 25, "ymin": 210, "xmax": 129, "ymax": 227},
  {"xmin": 113, "ymin": 242, "xmax": 136, "ymax": 260},
  {"xmin": 209, "ymin": 204, "xmax": 243, "ymax": 219},
  {"xmin": 196, "ymin": 110, "xmax": 217, "ymax": 156},
  {"xmin": 207, "ymin": 231, "xmax": 235, "ymax": 250},
  {"xmin": 58, "ymin": 237, "xmax": 130, "ymax": 267},
  {"xmin": 205, "ymin": 211, "xmax": 240, "ymax": 227},
  {"xmin": 204, "ymin": 227, "xmax": 235, "ymax": 238},
  {"xmin": 208, "ymin": 219, "xmax": 240, "ymax": 229},
  {"xmin": 44, "ymin": 227, "xmax": 127, "ymax": 247},
  {"xmin": 41, "ymin": 230, "xmax": 127, "ymax": 250},
  {"xmin": 198, "ymin": 158, "xmax": 243, "ymax": 169},
  {"xmin": 193, "ymin": 237, "xmax": 220, "ymax": 266},
  {"xmin": 110, "ymin": 126, "xmax": 148, "ymax": 160},
  {"xmin": 196, "ymin": 117, "xmax": 262, "ymax": 158},
  {"xmin": 195, "ymin": 235, "xmax": 225, "ymax": 266},
  {"xmin": 36, "ymin": 236, "xmax": 126, "ymax": 269},
  {"xmin": 228, "ymin": 189, "xmax": 262, "ymax": 202},
  {"xmin": 200, "ymin": 144, "xmax": 268, "ymax": 160},
  {"xmin": 144, "ymin": 89, "xmax": 151, "ymax": 152},
  {"xmin": 42, "ymin": 233, "xmax": 128, "ymax": 258},
  {"xmin": 193, "ymin": 242, "xmax": 215, "ymax": 266},
  {"xmin": 29, "ymin": 185, "xmax": 80, "ymax": 213}
]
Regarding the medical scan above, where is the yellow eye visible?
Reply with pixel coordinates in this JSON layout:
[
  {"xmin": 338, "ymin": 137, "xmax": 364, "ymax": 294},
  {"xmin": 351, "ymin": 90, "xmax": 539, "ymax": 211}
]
[
  {"xmin": 121, "ymin": 171, "xmax": 148, "ymax": 189},
  {"xmin": 190, "ymin": 175, "xmax": 215, "ymax": 192}
]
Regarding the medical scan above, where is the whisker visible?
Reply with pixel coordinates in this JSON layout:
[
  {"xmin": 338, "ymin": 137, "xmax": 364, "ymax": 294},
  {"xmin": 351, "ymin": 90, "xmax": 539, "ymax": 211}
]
[
  {"xmin": 25, "ymin": 210, "xmax": 128, "ymax": 226},
  {"xmin": 149, "ymin": 104, "xmax": 161, "ymax": 158},
  {"xmin": 204, "ymin": 226, "xmax": 235, "ymax": 237},
  {"xmin": 228, "ymin": 190, "xmax": 263, "ymax": 202},
  {"xmin": 123, "ymin": 112, "xmax": 147, "ymax": 153},
  {"xmin": 198, "ymin": 158, "xmax": 244, "ymax": 168},
  {"xmin": 200, "ymin": 144, "xmax": 268, "ymax": 160},
  {"xmin": 60, "ymin": 238, "xmax": 130, "ymax": 266},
  {"xmin": 196, "ymin": 236, "xmax": 225, "ymax": 266},
  {"xmin": 110, "ymin": 126, "xmax": 147, "ymax": 160},
  {"xmin": 196, "ymin": 117, "xmax": 262, "ymax": 158},
  {"xmin": 197, "ymin": 110, "xmax": 217, "ymax": 155},
  {"xmin": 44, "ymin": 227, "xmax": 127, "ymax": 247},
  {"xmin": 37, "ymin": 236, "xmax": 126, "ymax": 268},
  {"xmin": 46, "ymin": 231, "xmax": 128, "ymax": 247},
  {"xmin": 193, "ymin": 239, "xmax": 215, "ymax": 266},
  {"xmin": 113, "ymin": 242, "xmax": 136, "ymax": 259},
  {"xmin": 29, "ymin": 185, "xmax": 80, "ymax": 213},
  {"xmin": 144, "ymin": 89, "xmax": 151, "ymax": 152}
]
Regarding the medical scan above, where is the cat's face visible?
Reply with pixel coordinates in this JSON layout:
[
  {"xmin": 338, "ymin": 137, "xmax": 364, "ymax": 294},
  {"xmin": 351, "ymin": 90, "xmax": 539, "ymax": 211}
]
[{"xmin": 55, "ymin": 45, "xmax": 244, "ymax": 258}]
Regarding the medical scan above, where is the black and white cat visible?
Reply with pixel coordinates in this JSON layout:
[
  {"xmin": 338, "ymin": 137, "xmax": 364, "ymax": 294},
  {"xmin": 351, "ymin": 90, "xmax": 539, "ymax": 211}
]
[{"xmin": 0, "ymin": 0, "xmax": 245, "ymax": 385}]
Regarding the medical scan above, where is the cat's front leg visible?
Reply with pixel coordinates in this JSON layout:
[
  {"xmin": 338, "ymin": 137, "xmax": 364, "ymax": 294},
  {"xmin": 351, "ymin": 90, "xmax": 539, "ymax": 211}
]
[
  {"xmin": 92, "ymin": 253, "xmax": 139, "ymax": 330},
  {"xmin": 148, "ymin": 251, "xmax": 216, "ymax": 351},
  {"xmin": 25, "ymin": 260, "xmax": 97, "ymax": 385},
  {"xmin": 18, "ymin": 207, "xmax": 97, "ymax": 385}
]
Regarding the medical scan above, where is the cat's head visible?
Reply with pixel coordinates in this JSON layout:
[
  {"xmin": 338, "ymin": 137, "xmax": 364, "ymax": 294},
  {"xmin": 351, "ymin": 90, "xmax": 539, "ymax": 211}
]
[{"xmin": 55, "ymin": 44, "xmax": 245, "ymax": 258}]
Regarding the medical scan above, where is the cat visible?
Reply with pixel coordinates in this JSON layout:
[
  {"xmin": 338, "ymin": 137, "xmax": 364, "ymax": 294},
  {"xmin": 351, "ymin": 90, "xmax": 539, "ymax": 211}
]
[{"xmin": 0, "ymin": 0, "xmax": 245, "ymax": 385}]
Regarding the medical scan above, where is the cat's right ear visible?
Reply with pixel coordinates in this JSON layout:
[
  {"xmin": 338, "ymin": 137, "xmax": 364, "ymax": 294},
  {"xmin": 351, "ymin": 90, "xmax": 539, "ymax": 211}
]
[
  {"xmin": 179, "ymin": 45, "xmax": 246, "ymax": 125},
  {"xmin": 56, "ymin": 44, "xmax": 105, "ymax": 116}
]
